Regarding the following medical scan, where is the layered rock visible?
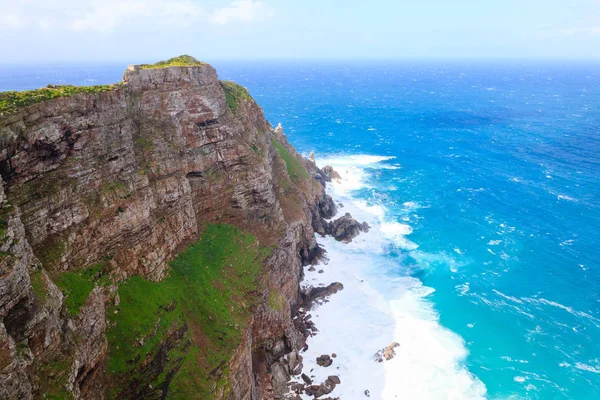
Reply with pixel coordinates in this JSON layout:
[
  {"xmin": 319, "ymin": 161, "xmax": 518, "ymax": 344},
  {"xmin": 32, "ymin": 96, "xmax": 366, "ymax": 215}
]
[{"xmin": 0, "ymin": 61, "xmax": 339, "ymax": 399}]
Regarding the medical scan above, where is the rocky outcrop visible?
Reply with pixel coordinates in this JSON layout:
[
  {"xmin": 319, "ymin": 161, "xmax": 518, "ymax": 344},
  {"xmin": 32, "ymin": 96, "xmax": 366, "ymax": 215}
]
[
  {"xmin": 373, "ymin": 342, "xmax": 400, "ymax": 363},
  {"xmin": 301, "ymin": 282, "xmax": 344, "ymax": 308},
  {"xmin": 321, "ymin": 166, "xmax": 341, "ymax": 182},
  {"xmin": 323, "ymin": 213, "xmax": 370, "ymax": 243},
  {"xmin": 0, "ymin": 60, "xmax": 350, "ymax": 399}
]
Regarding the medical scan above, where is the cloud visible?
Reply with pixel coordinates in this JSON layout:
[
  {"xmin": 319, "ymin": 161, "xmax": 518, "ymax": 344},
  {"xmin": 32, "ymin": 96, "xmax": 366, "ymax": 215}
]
[
  {"xmin": 0, "ymin": 14, "xmax": 23, "ymax": 29},
  {"xmin": 0, "ymin": 0, "xmax": 274, "ymax": 32},
  {"xmin": 211, "ymin": 0, "xmax": 274, "ymax": 24},
  {"xmin": 560, "ymin": 27, "xmax": 600, "ymax": 36}
]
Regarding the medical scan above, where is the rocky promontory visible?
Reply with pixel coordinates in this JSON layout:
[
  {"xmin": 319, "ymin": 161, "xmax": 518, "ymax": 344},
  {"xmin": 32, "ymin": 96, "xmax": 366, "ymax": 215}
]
[{"xmin": 0, "ymin": 56, "xmax": 359, "ymax": 399}]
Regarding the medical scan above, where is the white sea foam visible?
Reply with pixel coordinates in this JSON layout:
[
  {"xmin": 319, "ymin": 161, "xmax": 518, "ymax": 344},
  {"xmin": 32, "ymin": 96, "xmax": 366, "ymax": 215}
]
[
  {"xmin": 295, "ymin": 154, "xmax": 487, "ymax": 399},
  {"xmin": 575, "ymin": 362, "xmax": 600, "ymax": 374}
]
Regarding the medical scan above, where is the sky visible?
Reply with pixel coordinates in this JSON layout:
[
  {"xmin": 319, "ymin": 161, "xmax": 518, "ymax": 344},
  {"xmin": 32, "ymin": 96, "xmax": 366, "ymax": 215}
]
[{"xmin": 1, "ymin": 0, "xmax": 599, "ymax": 62}]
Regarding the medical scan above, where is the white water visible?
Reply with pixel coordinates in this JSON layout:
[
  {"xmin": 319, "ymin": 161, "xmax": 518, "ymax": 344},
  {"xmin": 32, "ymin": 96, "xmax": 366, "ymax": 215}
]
[{"xmin": 294, "ymin": 155, "xmax": 487, "ymax": 399}]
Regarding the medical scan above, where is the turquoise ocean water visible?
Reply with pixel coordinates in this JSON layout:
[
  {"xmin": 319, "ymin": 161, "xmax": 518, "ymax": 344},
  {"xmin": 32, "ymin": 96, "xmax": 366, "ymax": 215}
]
[{"xmin": 2, "ymin": 61, "xmax": 599, "ymax": 399}]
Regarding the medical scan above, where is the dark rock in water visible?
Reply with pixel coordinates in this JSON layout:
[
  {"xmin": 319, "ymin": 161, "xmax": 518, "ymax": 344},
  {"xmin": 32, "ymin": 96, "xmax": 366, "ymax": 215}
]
[
  {"xmin": 300, "ymin": 236, "xmax": 327, "ymax": 266},
  {"xmin": 331, "ymin": 353, "xmax": 337, "ymax": 358},
  {"xmin": 301, "ymin": 373, "xmax": 313, "ymax": 385},
  {"xmin": 316, "ymin": 354, "xmax": 333, "ymax": 367},
  {"xmin": 328, "ymin": 375, "xmax": 341, "ymax": 385},
  {"xmin": 302, "ymin": 282, "xmax": 344, "ymax": 306},
  {"xmin": 318, "ymin": 269, "xmax": 324, "ymax": 274},
  {"xmin": 308, "ymin": 266, "xmax": 316, "ymax": 272},
  {"xmin": 373, "ymin": 342, "xmax": 400, "ymax": 363},
  {"xmin": 322, "ymin": 165, "xmax": 342, "ymax": 181},
  {"xmin": 312, "ymin": 194, "xmax": 337, "ymax": 235},
  {"xmin": 324, "ymin": 213, "xmax": 370, "ymax": 243},
  {"xmin": 365, "ymin": 389, "xmax": 371, "ymax": 397},
  {"xmin": 319, "ymin": 194, "xmax": 337, "ymax": 219}
]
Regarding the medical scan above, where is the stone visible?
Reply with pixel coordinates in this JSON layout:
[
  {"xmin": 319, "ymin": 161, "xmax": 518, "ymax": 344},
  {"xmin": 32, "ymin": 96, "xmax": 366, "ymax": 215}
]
[
  {"xmin": 328, "ymin": 375, "xmax": 341, "ymax": 385},
  {"xmin": 323, "ymin": 213, "xmax": 370, "ymax": 243},
  {"xmin": 373, "ymin": 342, "xmax": 401, "ymax": 363},
  {"xmin": 321, "ymin": 165, "xmax": 342, "ymax": 181},
  {"xmin": 301, "ymin": 373, "xmax": 312, "ymax": 385},
  {"xmin": 316, "ymin": 354, "xmax": 333, "ymax": 367},
  {"xmin": 302, "ymin": 282, "xmax": 344, "ymax": 306}
]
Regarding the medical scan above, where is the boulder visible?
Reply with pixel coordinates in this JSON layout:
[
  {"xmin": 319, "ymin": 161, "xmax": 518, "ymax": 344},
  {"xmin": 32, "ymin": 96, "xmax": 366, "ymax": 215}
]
[
  {"xmin": 373, "ymin": 342, "xmax": 400, "ymax": 363},
  {"xmin": 301, "ymin": 373, "xmax": 312, "ymax": 385},
  {"xmin": 316, "ymin": 354, "xmax": 333, "ymax": 367},
  {"xmin": 324, "ymin": 213, "xmax": 370, "ymax": 243},
  {"xmin": 322, "ymin": 165, "xmax": 342, "ymax": 181}
]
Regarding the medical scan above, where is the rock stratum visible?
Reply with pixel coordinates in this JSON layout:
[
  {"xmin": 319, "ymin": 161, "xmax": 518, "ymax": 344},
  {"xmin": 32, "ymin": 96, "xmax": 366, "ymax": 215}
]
[{"xmin": 0, "ymin": 58, "xmax": 347, "ymax": 399}]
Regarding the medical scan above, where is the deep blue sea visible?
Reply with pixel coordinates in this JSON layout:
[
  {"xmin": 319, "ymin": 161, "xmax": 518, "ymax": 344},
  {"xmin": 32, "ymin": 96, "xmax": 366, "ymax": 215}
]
[{"xmin": 2, "ymin": 61, "xmax": 599, "ymax": 399}]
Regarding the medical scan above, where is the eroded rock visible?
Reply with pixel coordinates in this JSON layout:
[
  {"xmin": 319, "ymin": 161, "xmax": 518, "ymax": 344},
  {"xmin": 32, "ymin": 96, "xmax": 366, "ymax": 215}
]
[{"xmin": 373, "ymin": 342, "xmax": 400, "ymax": 363}]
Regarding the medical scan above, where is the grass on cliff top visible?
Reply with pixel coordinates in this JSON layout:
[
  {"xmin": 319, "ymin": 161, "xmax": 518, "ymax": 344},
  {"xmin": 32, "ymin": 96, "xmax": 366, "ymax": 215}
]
[
  {"xmin": 139, "ymin": 55, "xmax": 206, "ymax": 69},
  {"xmin": 220, "ymin": 80, "xmax": 253, "ymax": 112},
  {"xmin": 0, "ymin": 84, "xmax": 123, "ymax": 116},
  {"xmin": 272, "ymin": 138, "xmax": 310, "ymax": 182},
  {"xmin": 107, "ymin": 224, "xmax": 269, "ymax": 399}
]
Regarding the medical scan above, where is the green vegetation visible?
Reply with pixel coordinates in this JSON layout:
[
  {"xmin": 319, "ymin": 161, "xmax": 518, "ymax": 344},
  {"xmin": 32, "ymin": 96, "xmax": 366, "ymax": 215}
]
[
  {"xmin": 35, "ymin": 353, "xmax": 73, "ymax": 400},
  {"xmin": 272, "ymin": 139, "xmax": 310, "ymax": 182},
  {"xmin": 38, "ymin": 237, "xmax": 66, "ymax": 271},
  {"xmin": 220, "ymin": 81, "xmax": 253, "ymax": 112},
  {"xmin": 52, "ymin": 262, "xmax": 109, "ymax": 317},
  {"xmin": 267, "ymin": 288, "xmax": 286, "ymax": 312},
  {"xmin": 107, "ymin": 224, "xmax": 269, "ymax": 398},
  {"xmin": 0, "ymin": 84, "xmax": 123, "ymax": 116},
  {"xmin": 134, "ymin": 136, "xmax": 153, "ymax": 151},
  {"xmin": 30, "ymin": 269, "xmax": 48, "ymax": 304},
  {"xmin": 139, "ymin": 55, "xmax": 206, "ymax": 70}
]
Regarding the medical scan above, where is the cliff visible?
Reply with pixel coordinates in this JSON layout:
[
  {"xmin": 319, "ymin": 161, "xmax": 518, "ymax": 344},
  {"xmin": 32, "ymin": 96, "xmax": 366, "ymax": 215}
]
[{"xmin": 0, "ymin": 57, "xmax": 336, "ymax": 399}]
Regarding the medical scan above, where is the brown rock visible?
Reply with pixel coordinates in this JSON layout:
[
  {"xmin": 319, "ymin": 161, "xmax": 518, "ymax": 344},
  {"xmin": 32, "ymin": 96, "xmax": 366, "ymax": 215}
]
[{"xmin": 373, "ymin": 342, "xmax": 401, "ymax": 363}]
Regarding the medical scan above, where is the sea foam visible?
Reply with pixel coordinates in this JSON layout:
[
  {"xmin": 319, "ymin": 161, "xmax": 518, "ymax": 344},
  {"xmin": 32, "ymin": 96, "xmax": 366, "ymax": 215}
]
[{"xmin": 294, "ymin": 155, "xmax": 486, "ymax": 399}]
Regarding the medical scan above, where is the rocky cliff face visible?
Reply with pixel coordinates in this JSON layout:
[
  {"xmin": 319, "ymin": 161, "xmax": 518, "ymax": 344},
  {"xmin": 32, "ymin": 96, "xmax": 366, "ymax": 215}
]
[{"xmin": 0, "ymin": 63, "xmax": 335, "ymax": 399}]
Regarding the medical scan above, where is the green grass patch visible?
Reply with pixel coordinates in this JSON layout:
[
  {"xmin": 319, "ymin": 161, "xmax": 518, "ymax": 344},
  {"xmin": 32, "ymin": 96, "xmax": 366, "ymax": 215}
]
[
  {"xmin": 267, "ymin": 289, "xmax": 286, "ymax": 312},
  {"xmin": 52, "ymin": 262, "xmax": 108, "ymax": 317},
  {"xmin": 30, "ymin": 269, "xmax": 48, "ymax": 304},
  {"xmin": 107, "ymin": 224, "xmax": 269, "ymax": 398},
  {"xmin": 220, "ymin": 81, "xmax": 253, "ymax": 112},
  {"xmin": 272, "ymin": 139, "xmax": 310, "ymax": 182},
  {"xmin": 0, "ymin": 84, "xmax": 123, "ymax": 116},
  {"xmin": 139, "ymin": 55, "xmax": 206, "ymax": 70},
  {"xmin": 38, "ymin": 237, "xmax": 66, "ymax": 271},
  {"xmin": 35, "ymin": 352, "xmax": 73, "ymax": 400}
]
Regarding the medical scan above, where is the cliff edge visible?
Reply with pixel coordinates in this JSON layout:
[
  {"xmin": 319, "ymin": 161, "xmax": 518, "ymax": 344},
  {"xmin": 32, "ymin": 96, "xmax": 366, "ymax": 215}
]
[{"xmin": 0, "ymin": 56, "xmax": 337, "ymax": 399}]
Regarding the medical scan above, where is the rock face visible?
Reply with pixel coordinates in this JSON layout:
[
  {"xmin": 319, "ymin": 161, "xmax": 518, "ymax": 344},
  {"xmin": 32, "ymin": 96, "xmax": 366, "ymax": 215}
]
[{"xmin": 0, "ymin": 63, "xmax": 342, "ymax": 399}]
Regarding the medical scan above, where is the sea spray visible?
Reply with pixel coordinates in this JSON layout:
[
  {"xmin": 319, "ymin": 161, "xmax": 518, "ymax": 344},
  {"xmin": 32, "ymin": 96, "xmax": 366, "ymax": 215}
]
[{"xmin": 295, "ymin": 155, "xmax": 486, "ymax": 399}]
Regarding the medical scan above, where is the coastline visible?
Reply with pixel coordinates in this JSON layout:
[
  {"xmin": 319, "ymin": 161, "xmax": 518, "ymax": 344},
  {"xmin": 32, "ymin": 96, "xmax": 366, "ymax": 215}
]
[{"xmin": 290, "ymin": 155, "xmax": 487, "ymax": 399}]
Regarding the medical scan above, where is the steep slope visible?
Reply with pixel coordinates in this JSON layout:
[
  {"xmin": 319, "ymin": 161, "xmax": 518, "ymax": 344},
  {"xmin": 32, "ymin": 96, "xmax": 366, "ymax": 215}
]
[{"xmin": 0, "ymin": 57, "xmax": 335, "ymax": 399}]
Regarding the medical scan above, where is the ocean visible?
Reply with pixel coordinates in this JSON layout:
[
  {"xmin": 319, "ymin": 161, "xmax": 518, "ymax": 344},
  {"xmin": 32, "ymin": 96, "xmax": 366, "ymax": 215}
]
[{"xmin": 2, "ymin": 60, "xmax": 599, "ymax": 399}]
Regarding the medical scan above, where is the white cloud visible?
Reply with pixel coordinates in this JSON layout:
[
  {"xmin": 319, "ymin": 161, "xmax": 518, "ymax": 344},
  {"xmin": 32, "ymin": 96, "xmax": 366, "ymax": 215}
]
[
  {"xmin": 0, "ymin": 14, "xmax": 24, "ymax": 29},
  {"xmin": 211, "ymin": 0, "xmax": 274, "ymax": 24},
  {"xmin": 561, "ymin": 27, "xmax": 600, "ymax": 36},
  {"xmin": 0, "ymin": 0, "xmax": 274, "ymax": 32}
]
